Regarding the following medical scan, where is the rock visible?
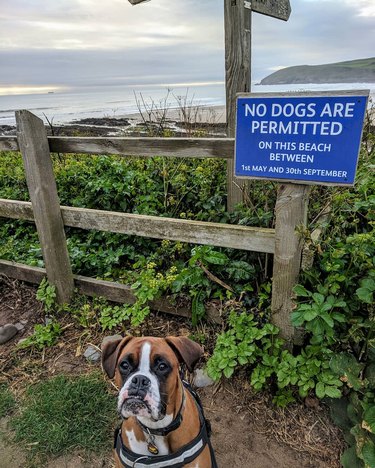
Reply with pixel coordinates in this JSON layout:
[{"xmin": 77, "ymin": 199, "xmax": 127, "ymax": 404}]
[
  {"xmin": 14, "ymin": 322, "xmax": 25, "ymax": 331},
  {"xmin": 0, "ymin": 324, "xmax": 18, "ymax": 345},
  {"xmin": 45, "ymin": 316, "xmax": 53, "ymax": 325},
  {"xmin": 193, "ymin": 368, "xmax": 215, "ymax": 388},
  {"xmin": 83, "ymin": 345, "xmax": 101, "ymax": 363}
]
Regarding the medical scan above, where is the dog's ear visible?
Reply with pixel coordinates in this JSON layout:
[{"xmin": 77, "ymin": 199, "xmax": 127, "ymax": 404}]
[
  {"xmin": 165, "ymin": 336, "xmax": 203, "ymax": 373},
  {"xmin": 101, "ymin": 335, "xmax": 133, "ymax": 379}
]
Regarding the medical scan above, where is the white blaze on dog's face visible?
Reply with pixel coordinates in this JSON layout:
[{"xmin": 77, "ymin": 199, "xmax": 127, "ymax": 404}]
[{"xmin": 116, "ymin": 339, "xmax": 181, "ymax": 422}]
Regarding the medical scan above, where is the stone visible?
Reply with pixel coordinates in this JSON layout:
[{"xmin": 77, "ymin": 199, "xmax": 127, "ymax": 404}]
[
  {"xmin": 193, "ymin": 368, "xmax": 215, "ymax": 388},
  {"xmin": 0, "ymin": 324, "xmax": 18, "ymax": 345},
  {"xmin": 83, "ymin": 345, "xmax": 101, "ymax": 363},
  {"xmin": 14, "ymin": 322, "xmax": 25, "ymax": 331},
  {"xmin": 45, "ymin": 316, "xmax": 53, "ymax": 325}
]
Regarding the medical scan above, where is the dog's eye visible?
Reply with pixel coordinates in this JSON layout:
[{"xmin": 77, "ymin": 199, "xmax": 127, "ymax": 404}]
[
  {"xmin": 119, "ymin": 361, "xmax": 130, "ymax": 373},
  {"xmin": 157, "ymin": 362, "xmax": 168, "ymax": 372}
]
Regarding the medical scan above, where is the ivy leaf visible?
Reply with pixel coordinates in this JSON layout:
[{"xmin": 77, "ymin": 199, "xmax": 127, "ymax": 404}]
[
  {"xmin": 324, "ymin": 386, "xmax": 342, "ymax": 399},
  {"xmin": 204, "ymin": 250, "xmax": 228, "ymax": 265},
  {"xmin": 356, "ymin": 279, "xmax": 375, "ymax": 304},
  {"xmin": 293, "ymin": 284, "xmax": 311, "ymax": 297},
  {"xmin": 341, "ymin": 447, "xmax": 363, "ymax": 468},
  {"xmin": 226, "ymin": 261, "xmax": 255, "ymax": 281},
  {"xmin": 330, "ymin": 353, "xmax": 364, "ymax": 391},
  {"xmin": 291, "ymin": 311, "xmax": 305, "ymax": 327},
  {"xmin": 362, "ymin": 439, "xmax": 375, "ymax": 467},
  {"xmin": 363, "ymin": 407, "xmax": 375, "ymax": 434}
]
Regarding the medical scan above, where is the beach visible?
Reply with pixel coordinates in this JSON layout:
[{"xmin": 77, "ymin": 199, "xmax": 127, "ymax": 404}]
[
  {"xmin": 0, "ymin": 104, "xmax": 228, "ymax": 137},
  {"xmin": 1, "ymin": 80, "xmax": 374, "ymax": 138}
]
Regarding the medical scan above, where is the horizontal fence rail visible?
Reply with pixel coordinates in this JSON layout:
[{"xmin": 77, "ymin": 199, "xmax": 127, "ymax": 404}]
[
  {"xmin": 0, "ymin": 199, "xmax": 276, "ymax": 254},
  {"xmin": 0, "ymin": 136, "xmax": 235, "ymax": 159},
  {"xmin": 0, "ymin": 259, "xmax": 221, "ymax": 323}
]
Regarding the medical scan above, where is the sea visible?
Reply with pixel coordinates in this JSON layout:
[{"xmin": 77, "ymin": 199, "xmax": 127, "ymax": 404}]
[{"xmin": 0, "ymin": 81, "xmax": 374, "ymax": 126}]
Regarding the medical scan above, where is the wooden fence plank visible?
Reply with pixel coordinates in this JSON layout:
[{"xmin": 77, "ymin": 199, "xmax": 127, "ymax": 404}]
[
  {"xmin": 48, "ymin": 136, "xmax": 234, "ymax": 158},
  {"xmin": 15, "ymin": 110, "xmax": 74, "ymax": 303},
  {"xmin": 0, "ymin": 199, "xmax": 34, "ymax": 221},
  {"xmin": 271, "ymin": 184, "xmax": 311, "ymax": 342},
  {"xmin": 0, "ymin": 260, "xmax": 45, "ymax": 284},
  {"xmin": 0, "ymin": 260, "xmax": 221, "ymax": 323},
  {"xmin": 0, "ymin": 199, "xmax": 276, "ymax": 254},
  {"xmin": 0, "ymin": 136, "xmax": 234, "ymax": 159}
]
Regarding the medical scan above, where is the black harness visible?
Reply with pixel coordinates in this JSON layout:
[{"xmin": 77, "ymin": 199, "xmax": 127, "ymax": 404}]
[{"xmin": 114, "ymin": 380, "xmax": 218, "ymax": 468}]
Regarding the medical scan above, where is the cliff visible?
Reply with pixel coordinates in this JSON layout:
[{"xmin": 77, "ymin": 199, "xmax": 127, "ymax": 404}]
[{"xmin": 260, "ymin": 57, "xmax": 375, "ymax": 85}]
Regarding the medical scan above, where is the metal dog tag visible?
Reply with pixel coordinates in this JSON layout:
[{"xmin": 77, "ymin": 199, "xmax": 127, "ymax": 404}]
[{"xmin": 147, "ymin": 442, "xmax": 159, "ymax": 455}]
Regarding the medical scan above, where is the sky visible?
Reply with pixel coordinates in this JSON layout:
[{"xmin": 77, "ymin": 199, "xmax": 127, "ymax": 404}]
[{"xmin": 0, "ymin": 0, "xmax": 374, "ymax": 95}]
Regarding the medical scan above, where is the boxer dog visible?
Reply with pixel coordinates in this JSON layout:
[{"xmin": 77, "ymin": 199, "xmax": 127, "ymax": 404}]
[{"xmin": 101, "ymin": 335, "xmax": 217, "ymax": 467}]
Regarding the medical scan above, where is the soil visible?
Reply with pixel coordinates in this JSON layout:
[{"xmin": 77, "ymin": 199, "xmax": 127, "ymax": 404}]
[{"xmin": 0, "ymin": 276, "xmax": 345, "ymax": 467}]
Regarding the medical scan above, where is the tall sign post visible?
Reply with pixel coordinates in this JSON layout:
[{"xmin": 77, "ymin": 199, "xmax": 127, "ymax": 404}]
[{"xmin": 225, "ymin": 0, "xmax": 291, "ymax": 211}]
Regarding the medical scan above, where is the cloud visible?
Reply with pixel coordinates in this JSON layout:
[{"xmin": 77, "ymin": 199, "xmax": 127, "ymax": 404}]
[
  {"xmin": 0, "ymin": 0, "xmax": 374, "ymax": 90},
  {"xmin": 0, "ymin": 0, "xmax": 223, "ymax": 51}
]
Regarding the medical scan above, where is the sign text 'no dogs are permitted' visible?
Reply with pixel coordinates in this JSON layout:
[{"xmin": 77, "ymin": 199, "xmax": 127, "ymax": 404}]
[{"xmin": 235, "ymin": 91, "xmax": 369, "ymax": 185}]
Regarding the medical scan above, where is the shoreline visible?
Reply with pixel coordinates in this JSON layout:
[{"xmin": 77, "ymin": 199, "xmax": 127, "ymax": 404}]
[{"xmin": 0, "ymin": 104, "xmax": 227, "ymax": 137}]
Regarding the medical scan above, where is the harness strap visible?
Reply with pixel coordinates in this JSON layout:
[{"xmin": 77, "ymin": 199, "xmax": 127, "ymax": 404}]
[
  {"xmin": 115, "ymin": 421, "xmax": 208, "ymax": 467},
  {"xmin": 115, "ymin": 381, "xmax": 218, "ymax": 468}
]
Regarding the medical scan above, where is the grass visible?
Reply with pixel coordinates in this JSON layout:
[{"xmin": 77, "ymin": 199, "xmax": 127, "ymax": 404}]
[
  {"xmin": 10, "ymin": 373, "xmax": 116, "ymax": 459},
  {"xmin": 0, "ymin": 384, "xmax": 16, "ymax": 417}
]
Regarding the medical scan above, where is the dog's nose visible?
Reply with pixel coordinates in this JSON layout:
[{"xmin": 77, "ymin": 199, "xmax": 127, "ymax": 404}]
[
  {"xmin": 132, "ymin": 375, "xmax": 151, "ymax": 388},
  {"xmin": 129, "ymin": 374, "xmax": 151, "ymax": 396}
]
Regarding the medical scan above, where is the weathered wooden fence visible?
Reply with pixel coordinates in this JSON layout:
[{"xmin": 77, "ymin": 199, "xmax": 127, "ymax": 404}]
[{"xmin": 0, "ymin": 110, "xmax": 308, "ymax": 342}]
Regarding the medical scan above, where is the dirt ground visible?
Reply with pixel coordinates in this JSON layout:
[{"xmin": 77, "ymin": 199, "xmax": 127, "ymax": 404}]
[{"xmin": 0, "ymin": 276, "xmax": 344, "ymax": 468}]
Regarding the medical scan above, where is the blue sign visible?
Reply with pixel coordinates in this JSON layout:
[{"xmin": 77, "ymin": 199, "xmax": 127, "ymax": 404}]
[{"xmin": 235, "ymin": 91, "xmax": 369, "ymax": 185}]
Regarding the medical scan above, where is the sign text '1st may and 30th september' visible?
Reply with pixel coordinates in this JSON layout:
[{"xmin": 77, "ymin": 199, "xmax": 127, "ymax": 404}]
[{"xmin": 235, "ymin": 92, "xmax": 369, "ymax": 185}]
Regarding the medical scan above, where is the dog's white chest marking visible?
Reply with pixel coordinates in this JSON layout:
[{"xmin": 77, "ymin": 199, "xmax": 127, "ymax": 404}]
[{"xmin": 125, "ymin": 429, "xmax": 170, "ymax": 456}]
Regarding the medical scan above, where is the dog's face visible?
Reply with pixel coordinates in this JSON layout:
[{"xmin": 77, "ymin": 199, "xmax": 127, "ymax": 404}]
[{"xmin": 101, "ymin": 336, "xmax": 203, "ymax": 422}]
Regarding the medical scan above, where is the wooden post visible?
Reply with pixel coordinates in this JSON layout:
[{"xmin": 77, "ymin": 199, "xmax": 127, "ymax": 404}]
[
  {"xmin": 224, "ymin": 0, "xmax": 251, "ymax": 211},
  {"xmin": 16, "ymin": 110, "xmax": 74, "ymax": 303},
  {"xmin": 271, "ymin": 184, "xmax": 311, "ymax": 343}
]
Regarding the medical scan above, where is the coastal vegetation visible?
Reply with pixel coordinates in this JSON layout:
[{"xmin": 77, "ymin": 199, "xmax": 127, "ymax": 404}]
[
  {"xmin": 0, "ymin": 101, "xmax": 374, "ymax": 466},
  {"xmin": 260, "ymin": 57, "xmax": 375, "ymax": 85}
]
